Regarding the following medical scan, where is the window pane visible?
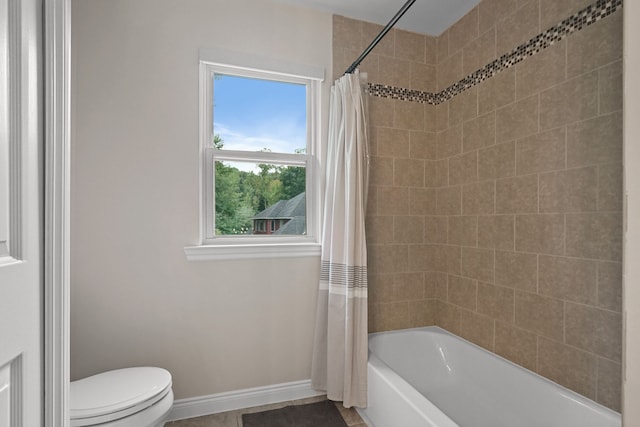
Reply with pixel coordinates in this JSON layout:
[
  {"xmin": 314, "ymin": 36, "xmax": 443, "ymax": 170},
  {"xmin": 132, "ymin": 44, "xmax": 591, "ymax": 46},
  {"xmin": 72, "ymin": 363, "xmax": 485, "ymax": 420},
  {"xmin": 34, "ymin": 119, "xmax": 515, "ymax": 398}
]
[
  {"xmin": 213, "ymin": 74, "xmax": 307, "ymax": 154},
  {"xmin": 215, "ymin": 161, "xmax": 306, "ymax": 236}
]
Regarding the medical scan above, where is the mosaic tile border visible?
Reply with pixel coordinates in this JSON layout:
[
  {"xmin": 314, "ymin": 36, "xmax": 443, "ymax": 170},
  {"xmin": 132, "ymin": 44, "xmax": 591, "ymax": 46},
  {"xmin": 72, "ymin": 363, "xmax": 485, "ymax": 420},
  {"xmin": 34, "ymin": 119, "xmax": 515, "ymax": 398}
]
[{"xmin": 366, "ymin": 0, "xmax": 623, "ymax": 105}]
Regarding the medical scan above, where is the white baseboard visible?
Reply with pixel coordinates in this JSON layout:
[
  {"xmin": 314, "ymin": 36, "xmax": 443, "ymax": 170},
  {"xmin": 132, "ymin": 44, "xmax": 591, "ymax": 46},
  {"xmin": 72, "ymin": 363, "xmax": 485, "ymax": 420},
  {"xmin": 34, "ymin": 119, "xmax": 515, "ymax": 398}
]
[{"xmin": 166, "ymin": 379, "xmax": 325, "ymax": 421}]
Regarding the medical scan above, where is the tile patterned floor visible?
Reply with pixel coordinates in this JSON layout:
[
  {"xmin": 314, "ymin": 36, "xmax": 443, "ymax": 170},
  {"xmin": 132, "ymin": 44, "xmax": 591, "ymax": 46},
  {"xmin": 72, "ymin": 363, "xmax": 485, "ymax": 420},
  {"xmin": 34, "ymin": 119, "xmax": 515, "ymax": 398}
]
[{"xmin": 165, "ymin": 395, "xmax": 367, "ymax": 427}]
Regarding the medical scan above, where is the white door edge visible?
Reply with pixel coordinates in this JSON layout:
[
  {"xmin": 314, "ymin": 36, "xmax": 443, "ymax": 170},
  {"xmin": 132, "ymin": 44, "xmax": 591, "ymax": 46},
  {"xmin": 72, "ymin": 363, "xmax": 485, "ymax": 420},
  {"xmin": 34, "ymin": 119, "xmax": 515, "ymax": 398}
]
[{"xmin": 44, "ymin": 0, "xmax": 71, "ymax": 425}]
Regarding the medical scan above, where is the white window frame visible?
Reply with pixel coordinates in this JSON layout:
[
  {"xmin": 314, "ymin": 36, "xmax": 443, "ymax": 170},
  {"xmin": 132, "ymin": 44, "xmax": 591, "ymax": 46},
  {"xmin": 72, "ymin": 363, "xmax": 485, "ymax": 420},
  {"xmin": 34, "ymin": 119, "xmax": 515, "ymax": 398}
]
[{"xmin": 185, "ymin": 49, "xmax": 323, "ymax": 261}]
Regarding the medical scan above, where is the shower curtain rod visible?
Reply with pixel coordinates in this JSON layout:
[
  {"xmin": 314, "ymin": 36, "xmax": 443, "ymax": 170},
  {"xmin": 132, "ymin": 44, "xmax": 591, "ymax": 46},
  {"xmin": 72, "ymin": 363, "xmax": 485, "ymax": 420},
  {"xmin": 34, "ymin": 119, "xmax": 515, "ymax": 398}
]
[{"xmin": 344, "ymin": 0, "xmax": 417, "ymax": 75}]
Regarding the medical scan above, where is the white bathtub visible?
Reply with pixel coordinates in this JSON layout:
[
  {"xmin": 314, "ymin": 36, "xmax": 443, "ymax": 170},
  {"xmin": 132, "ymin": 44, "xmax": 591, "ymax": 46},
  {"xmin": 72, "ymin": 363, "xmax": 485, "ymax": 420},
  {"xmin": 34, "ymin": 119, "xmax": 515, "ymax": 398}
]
[{"xmin": 357, "ymin": 326, "xmax": 621, "ymax": 427}]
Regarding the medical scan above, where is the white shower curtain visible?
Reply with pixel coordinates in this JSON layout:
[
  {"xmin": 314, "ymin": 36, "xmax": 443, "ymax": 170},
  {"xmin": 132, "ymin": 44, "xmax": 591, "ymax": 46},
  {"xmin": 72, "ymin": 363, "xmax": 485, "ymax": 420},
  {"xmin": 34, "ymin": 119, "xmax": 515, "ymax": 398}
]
[{"xmin": 311, "ymin": 70, "xmax": 369, "ymax": 408}]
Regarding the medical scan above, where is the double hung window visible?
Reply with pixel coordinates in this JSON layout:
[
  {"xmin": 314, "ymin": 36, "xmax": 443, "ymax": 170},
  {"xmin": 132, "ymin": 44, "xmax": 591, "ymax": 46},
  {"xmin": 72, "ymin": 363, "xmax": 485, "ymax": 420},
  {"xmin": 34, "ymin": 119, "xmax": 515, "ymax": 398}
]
[{"xmin": 187, "ymin": 53, "xmax": 323, "ymax": 260}]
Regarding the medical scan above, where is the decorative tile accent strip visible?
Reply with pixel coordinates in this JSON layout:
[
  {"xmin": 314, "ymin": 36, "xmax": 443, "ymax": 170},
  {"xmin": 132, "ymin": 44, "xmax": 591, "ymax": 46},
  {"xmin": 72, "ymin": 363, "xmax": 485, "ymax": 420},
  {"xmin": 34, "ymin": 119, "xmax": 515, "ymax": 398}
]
[
  {"xmin": 366, "ymin": 0, "xmax": 623, "ymax": 104},
  {"xmin": 367, "ymin": 84, "xmax": 439, "ymax": 104}
]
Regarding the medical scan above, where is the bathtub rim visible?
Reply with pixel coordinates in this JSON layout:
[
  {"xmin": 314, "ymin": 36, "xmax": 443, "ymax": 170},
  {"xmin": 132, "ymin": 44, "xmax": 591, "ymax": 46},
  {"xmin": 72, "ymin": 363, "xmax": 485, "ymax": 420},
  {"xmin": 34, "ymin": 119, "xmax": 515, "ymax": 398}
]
[
  {"xmin": 358, "ymin": 348, "xmax": 459, "ymax": 427},
  {"xmin": 366, "ymin": 326, "xmax": 621, "ymax": 420}
]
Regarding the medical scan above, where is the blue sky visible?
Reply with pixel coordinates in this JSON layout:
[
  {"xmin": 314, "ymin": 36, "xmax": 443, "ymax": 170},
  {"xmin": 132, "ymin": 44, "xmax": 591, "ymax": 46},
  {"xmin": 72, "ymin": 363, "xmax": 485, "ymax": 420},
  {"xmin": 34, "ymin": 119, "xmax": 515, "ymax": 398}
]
[{"xmin": 213, "ymin": 74, "xmax": 307, "ymax": 154}]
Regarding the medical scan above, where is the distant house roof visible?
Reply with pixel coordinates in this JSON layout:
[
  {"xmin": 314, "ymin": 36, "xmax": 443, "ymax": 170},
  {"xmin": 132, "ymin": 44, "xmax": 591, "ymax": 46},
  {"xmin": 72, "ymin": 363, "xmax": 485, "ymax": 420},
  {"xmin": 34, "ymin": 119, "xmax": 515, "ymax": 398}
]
[
  {"xmin": 275, "ymin": 216, "xmax": 306, "ymax": 234},
  {"xmin": 252, "ymin": 192, "xmax": 306, "ymax": 235},
  {"xmin": 252, "ymin": 192, "xmax": 305, "ymax": 220}
]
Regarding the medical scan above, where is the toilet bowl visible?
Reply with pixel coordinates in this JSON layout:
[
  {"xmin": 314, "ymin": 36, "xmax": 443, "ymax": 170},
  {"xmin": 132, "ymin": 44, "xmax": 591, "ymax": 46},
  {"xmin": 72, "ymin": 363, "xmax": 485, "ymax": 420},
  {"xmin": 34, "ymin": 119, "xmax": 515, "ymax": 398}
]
[{"xmin": 70, "ymin": 367, "xmax": 173, "ymax": 427}]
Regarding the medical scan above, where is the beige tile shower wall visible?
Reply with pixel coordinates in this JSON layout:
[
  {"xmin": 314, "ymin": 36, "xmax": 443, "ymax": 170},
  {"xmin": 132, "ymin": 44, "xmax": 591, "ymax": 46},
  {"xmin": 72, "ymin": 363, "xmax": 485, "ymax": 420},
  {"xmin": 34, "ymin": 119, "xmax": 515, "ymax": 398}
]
[
  {"xmin": 332, "ymin": 16, "xmax": 439, "ymax": 333},
  {"xmin": 433, "ymin": 0, "xmax": 622, "ymax": 411}
]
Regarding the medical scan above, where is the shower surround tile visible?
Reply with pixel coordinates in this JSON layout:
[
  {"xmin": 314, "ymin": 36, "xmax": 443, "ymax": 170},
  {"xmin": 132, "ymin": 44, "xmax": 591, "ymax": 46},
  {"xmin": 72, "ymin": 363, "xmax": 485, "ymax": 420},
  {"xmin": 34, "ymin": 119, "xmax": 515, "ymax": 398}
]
[
  {"xmin": 540, "ymin": 0, "xmax": 595, "ymax": 29},
  {"xmin": 409, "ymin": 188, "xmax": 437, "ymax": 216},
  {"xmin": 565, "ymin": 212, "xmax": 623, "ymax": 260},
  {"xmin": 494, "ymin": 250, "xmax": 537, "ymax": 292},
  {"xmin": 448, "ymin": 7, "xmax": 480, "ymax": 55},
  {"xmin": 515, "ymin": 214, "xmax": 565, "ymax": 255},
  {"xmin": 597, "ymin": 162, "xmax": 623, "ymax": 211},
  {"xmin": 515, "ymin": 128, "xmax": 566, "ymax": 175},
  {"xmin": 495, "ymin": 0, "xmax": 540, "ymax": 58},
  {"xmin": 462, "ymin": 28, "xmax": 496, "ymax": 77},
  {"xmin": 597, "ymin": 261, "xmax": 622, "ymax": 312},
  {"xmin": 495, "ymin": 174, "xmax": 538, "ymax": 214},
  {"xmin": 477, "ymin": 281, "xmax": 515, "ymax": 323},
  {"xmin": 462, "ymin": 112, "xmax": 496, "ymax": 152},
  {"xmin": 539, "ymin": 166, "xmax": 598, "ymax": 213},
  {"xmin": 538, "ymin": 255, "xmax": 597, "ymax": 304},
  {"xmin": 537, "ymin": 337, "xmax": 597, "ymax": 400},
  {"xmin": 495, "ymin": 95, "xmax": 539, "ymax": 143},
  {"xmin": 437, "ymin": 51, "xmax": 464, "ymax": 92},
  {"xmin": 437, "ymin": 186, "xmax": 462, "ymax": 216},
  {"xmin": 479, "ymin": 0, "xmax": 519, "ymax": 34},
  {"xmin": 494, "ymin": 321, "xmax": 537, "ymax": 371},
  {"xmin": 393, "ymin": 158, "xmax": 425, "ymax": 187},
  {"xmin": 478, "ymin": 68, "xmax": 516, "ymax": 114},
  {"xmin": 425, "ymin": 216, "xmax": 448, "ymax": 244},
  {"xmin": 478, "ymin": 215, "xmax": 515, "ymax": 251},
  {"xmin": 448, "ymin": 151, "xmax": 478, "ymax": 186},
  {"xmin": 596, "ymin": 358, "xmax": 622, "ymax": 411},
  {"xmin": 478, "ymin": 142, "xmax": 516, "ymax": 181},
  {"xmin": 394, "ymin": 100, "xmax": 425, "ymax": 130},
  {"xmin": 514, "ymin": 39, "xmax": 566, "ymax": 100},
  {"xmin": 566, "ymin": 8, "xmax": 622, "ymax": 78},
  {"xmin": 410, "ymin": 62, "xmax": 436, "ymax": 92},
  {"xmin": 460, "ymin": 309, "xmax": 495, "ymax": 351},
  {"xmin": 447, "ymin": 275, "xmax": 477, "ymax": 311},
  {"xmin": 514, "ymin": 291, "xmax": 564, "ymax": 341},
  {"xmin": 393, "ymin": 216, "xmax": 424, "ymax": 244},
  {"xmin": 566, "ymin": 112, "xmax": 623, "ymax": 168},
  {"xmin": 436, "ymin": 300, "xmax": 462, "ymax": 335},
  {"xmin": 448, "ymin": 87, "xmax": 478, "ymax": 126},
  {"xmin": 436, "ymin": 126, "xmax": 463, "ymax": 159},
  {"xmin": 598, "ymin": 60, "xmax": 623, "ymax": 114},
  {"xmin": 539, "ymin": 71, "xmax": 599, "ymax": 130},
  {"xmin": 410, "ymin": 131, "xmax": 437, "ymax": 159},
  {"xmin": 565, "ymin": 302, "xmax": 622, "ymax": 361},
  {"xmin": 395, "ymin": 29, "xmax": 428, "ymax": 63},
  {"xmin": 448, "ymin": 216, "xmax": 478, "ymax": 247},
  {"xmin": 336, "ymin": 0, "xmax": 623, "ymax": 412},
  {"xmin": 362, "ymin": 21, "xmax": 394, "ymax": 57},
  {"xmin": 364, "ymin": 0, "xmax": 623, "ymax": 106},
  {"xmin": 461, "ymin": 247, "xmax": 495, "ymax": 283}
]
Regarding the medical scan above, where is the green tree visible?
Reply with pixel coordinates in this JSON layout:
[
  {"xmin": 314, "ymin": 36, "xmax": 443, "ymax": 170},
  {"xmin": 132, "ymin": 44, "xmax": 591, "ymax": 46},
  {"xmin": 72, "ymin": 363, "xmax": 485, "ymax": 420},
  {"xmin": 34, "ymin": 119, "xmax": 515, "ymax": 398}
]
[
  {"xmin": 215, "ymin": 161, "xmax": 249, "ymax": 234},
  {"xmin": 214, "ymin": 140, "xmax": 306, "ymax": 235},
  {"xmin": 250, "ymin": 162, "xmax": 284, "ymax": 211},
  {"xmin": 281, "ymin": 148, "xmax": 306, "ymax": 199},
  {"xmin": 214, "ymin": 135, "xmax": 253, "ymax": 234},
  {"xmin": 280, "ymin": 166, "xmax": 305, "ymax": 200},
  {"xmin": 213, "ymin": 134, "xmax": 224, "ymax": 149}
]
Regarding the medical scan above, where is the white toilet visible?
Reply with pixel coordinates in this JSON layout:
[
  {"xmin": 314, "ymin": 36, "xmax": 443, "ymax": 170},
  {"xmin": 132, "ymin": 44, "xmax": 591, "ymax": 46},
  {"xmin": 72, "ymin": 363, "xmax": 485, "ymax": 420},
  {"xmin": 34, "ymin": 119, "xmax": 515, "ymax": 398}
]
[{"xmin": 70, "ymin": 367, "xmax": 174, "ymax": 427}]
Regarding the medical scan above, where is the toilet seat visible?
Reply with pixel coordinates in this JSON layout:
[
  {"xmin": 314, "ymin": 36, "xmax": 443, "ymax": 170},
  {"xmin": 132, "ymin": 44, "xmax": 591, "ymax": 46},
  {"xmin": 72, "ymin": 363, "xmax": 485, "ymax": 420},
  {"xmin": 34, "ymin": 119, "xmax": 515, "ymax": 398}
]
[{"xmin": 70, "ymin": 367, "xmax": 172, "ymax": 426}]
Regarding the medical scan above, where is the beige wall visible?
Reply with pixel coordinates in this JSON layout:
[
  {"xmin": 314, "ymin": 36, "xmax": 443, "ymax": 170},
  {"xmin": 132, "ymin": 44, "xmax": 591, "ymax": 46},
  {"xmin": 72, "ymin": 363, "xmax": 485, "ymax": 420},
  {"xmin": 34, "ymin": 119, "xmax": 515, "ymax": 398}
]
[
  {"xmin": 70, "ymin": 0, "xmax": 331, "ymax": 399},
  {"xmin": 623, "ymin": 1, "xmax": 640, "ymax": 424},
  {"xmin": 335, "ymin": 0, "xmax": 623, "ymax": 412},
  {"xmin": 332, "ymin": 15, "xmax": 440, "ymax": 332}
]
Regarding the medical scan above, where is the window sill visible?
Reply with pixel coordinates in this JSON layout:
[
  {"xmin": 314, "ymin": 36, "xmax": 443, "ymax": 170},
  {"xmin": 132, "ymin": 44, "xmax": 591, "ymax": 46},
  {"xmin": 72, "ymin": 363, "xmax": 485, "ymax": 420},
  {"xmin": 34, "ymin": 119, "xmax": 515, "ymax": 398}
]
[{"xmin": 184, "ymin": 242, "xmax": 321, "ymax": 261}]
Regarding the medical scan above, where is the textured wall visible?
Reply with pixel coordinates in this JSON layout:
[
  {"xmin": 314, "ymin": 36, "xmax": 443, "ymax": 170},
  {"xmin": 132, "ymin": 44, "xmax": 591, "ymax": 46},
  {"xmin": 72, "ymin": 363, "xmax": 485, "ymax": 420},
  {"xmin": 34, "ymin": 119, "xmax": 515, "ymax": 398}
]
[{"xmin": 334, "ymin": 0, "xmax": 623, "ymax": 411}]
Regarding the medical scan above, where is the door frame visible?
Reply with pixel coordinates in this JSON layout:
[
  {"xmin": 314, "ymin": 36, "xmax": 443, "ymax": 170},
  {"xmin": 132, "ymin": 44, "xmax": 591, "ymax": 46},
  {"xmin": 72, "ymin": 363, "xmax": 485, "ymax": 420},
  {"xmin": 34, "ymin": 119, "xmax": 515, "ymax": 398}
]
[{"xmin": 44, "ymin": 0, "xmax": 71, "ymax": 425}]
